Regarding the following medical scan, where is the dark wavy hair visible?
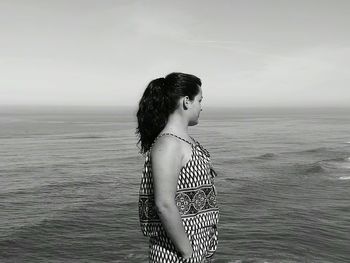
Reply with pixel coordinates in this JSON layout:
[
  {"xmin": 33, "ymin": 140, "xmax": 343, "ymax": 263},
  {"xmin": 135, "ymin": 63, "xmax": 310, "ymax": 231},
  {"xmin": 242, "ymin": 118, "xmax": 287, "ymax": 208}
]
[{"xmin": 136, "ymin": 72, "xmax": 201, "ymax": 154}]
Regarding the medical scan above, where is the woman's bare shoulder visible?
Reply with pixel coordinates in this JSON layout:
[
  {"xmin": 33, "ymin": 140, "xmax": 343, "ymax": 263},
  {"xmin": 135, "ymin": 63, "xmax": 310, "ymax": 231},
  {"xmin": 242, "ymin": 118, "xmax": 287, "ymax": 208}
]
[
  {"xmin": 150, "ymin": 135, "xmax": 185, "ymax": 175},
  {"xmin": 151, "ymin": 135, "xmax": 182, "ymax": 159},
  {"xmin": 151, "ymin": 134, "xmax": 192, "ymax": 168}
]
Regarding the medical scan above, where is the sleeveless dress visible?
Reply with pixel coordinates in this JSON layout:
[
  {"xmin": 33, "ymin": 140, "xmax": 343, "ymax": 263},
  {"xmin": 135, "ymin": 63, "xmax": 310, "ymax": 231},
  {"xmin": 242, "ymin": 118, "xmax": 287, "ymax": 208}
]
[{"xmin": 138, "ymin": 133, "xmax": 220, "ymax": 263}]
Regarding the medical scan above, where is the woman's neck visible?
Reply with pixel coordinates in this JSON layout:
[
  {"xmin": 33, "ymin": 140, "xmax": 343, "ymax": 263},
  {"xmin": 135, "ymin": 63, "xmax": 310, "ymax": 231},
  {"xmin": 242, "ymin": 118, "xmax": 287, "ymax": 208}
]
[{"xmin": 163, "ymin": 113, "xmax": 189, "ymax": 137}]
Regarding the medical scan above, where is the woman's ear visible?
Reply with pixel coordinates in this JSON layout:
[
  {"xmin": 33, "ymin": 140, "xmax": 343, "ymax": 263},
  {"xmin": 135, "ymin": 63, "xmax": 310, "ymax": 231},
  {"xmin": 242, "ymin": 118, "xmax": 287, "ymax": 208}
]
[{"xmin": 182, "ymin": 96, "xmax": 190, "ymax": 110}]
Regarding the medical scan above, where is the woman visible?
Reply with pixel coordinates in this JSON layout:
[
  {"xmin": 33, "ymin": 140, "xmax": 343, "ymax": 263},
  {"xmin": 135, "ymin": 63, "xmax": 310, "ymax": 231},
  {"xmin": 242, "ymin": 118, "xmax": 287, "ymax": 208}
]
[{"xmin": 137, "ymin": 72, "xmax": 219, "ymax": 263}]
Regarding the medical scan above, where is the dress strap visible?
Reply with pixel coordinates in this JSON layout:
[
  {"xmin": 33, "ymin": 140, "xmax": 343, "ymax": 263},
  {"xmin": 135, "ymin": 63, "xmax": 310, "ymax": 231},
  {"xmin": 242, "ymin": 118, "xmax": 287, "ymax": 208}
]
[
  {"xmin": 151, "ymin": 132, "xmax": 195, "ymax": 150},
  {"xmin": 189, "ymin": 135, "xmax": 198, "ymax": 145}
]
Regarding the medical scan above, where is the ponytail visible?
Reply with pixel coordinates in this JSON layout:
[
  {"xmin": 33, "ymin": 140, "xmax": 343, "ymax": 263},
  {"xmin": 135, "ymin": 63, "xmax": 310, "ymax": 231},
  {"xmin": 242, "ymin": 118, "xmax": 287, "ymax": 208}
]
[
  {"xmin": 136, "ymin": 78, "xmax": 170, "ymax": 154},
  {"xmin": 136, "ymin": 73, "xmax": 201, "ymax": 154}
]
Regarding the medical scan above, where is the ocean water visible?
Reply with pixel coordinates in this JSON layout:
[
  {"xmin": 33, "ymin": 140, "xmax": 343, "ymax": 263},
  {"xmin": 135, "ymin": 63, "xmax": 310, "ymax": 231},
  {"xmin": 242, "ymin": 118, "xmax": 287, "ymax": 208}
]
[{"xmin": 0, "ymin": 106, "xmax": 349, "ymax": 263}]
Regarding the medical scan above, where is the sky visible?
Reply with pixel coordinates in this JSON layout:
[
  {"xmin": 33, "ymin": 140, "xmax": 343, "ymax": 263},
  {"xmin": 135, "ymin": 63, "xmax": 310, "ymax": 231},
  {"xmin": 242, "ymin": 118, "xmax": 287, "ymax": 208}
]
[{"xmin": 0, "ymin": 0, "xmax": 349, "ymax": 108}]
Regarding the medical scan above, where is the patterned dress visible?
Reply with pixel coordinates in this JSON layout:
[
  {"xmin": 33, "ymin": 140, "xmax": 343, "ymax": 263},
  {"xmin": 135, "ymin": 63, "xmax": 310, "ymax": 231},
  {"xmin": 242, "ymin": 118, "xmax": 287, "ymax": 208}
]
[{"xmin": 139, "ymin": 133, "xmax": 219, "ymax": 263}]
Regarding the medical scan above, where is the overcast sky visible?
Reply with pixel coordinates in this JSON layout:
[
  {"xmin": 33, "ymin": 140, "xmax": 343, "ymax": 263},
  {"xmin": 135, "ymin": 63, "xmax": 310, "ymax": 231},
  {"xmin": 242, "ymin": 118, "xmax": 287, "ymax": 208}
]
[{"xmin": 1, "ymin": 0, "xmax": 349, "ymax": 107}]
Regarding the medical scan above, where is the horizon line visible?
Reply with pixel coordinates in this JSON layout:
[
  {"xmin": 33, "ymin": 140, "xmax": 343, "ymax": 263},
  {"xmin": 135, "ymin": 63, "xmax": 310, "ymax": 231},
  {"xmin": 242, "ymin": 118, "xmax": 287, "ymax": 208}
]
[{"xmin": 1, "ymin": 103, "xmax": 350, "ymax": 110}]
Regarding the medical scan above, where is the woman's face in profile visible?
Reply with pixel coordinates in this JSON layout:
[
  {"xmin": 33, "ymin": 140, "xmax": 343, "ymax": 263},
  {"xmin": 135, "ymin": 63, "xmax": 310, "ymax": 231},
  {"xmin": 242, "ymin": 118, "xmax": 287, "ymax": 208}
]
[{"xmin": 188, "ymin": 87, "xmax": 203, "ymax": 126}]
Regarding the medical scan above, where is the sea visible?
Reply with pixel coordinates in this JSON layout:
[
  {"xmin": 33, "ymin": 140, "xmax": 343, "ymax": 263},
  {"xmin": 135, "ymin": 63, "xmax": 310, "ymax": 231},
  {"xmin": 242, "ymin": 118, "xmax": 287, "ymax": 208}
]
[{"xmin": 0, "ymin": 105, "xmax": 349, "ymax": 263}]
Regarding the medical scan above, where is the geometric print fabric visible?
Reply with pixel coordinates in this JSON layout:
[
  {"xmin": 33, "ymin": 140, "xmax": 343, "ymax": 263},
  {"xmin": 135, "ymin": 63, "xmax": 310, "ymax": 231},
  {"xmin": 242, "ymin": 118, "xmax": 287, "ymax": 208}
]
[
  {"xmin": 149, "ymin": 225, "xmax": 218, "ymax": 263},
  {"xmin": 139, "ymin": 133, "xmax": 220, "ymax": 262}
]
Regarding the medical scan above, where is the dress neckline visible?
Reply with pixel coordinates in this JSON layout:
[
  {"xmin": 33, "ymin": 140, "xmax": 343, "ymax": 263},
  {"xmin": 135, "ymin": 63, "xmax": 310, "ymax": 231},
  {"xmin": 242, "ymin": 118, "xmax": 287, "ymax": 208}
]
[{"xmin": 156, "ymin": 132, "xmax": 197, "ymax": 146}]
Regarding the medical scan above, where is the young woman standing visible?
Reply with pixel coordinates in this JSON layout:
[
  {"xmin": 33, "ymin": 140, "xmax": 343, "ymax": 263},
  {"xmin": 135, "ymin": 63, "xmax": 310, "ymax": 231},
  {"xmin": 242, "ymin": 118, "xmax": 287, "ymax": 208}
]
[{"xmin": 137, "ymin": 72, "xmax": 219, "ymax": 263}]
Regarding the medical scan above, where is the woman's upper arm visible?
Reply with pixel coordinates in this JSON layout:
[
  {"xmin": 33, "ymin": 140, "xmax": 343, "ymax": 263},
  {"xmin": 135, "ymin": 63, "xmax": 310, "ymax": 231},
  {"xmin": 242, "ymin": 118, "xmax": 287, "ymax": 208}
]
[{"xmin": 151, "ymin": 137, "xmax": 182, "ymax": 208}]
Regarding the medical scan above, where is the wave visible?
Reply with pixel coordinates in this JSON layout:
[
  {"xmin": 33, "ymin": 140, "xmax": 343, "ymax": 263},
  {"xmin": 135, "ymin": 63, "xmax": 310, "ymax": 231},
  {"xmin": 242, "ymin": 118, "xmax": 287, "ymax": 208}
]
[
  {"xmin": 319, "ymin": 156, "xmax": 350, "ymax": 170},
  {"xmin": 289, "ymin": 162, "xmax": 326, "ymax": 175},
  {"xmin": 322, "ymin": 157, "xmax": 349, "ymax": 162},
  {"xmin": 304, "ymin": 163, "xmax": 326, "ymax": 174},
  {"xmin": 0, "ymin": 199, "xmax": 120, "ymax": 245},
  {"xmin": 256, "ymin": 153, "xmax": 277, "ymax": 160},
  {"xmin": 293, "ymin": 156, "xmax": 350, "ymax": 175},
  {"xmin": 297, "ymin": 147, "xmax": 329, "ymax": 154},
  {"xmin": 289, "ymin": 147, "xmax": 350, "ymax": 160},
  {"xmin": 339, "ymin": 176, "xmax": 350, "ymax": 180},
  {"xmin": 0, "ymin": 214, "xmax": 91, "ymax": 246}
]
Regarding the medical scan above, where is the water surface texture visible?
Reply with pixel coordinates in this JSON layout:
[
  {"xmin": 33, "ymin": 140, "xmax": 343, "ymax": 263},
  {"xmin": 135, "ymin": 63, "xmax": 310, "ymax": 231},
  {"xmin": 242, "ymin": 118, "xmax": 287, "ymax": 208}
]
[{"xmin": 0, "ymin": 106, "xmax": 349, "ymax": 263}]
